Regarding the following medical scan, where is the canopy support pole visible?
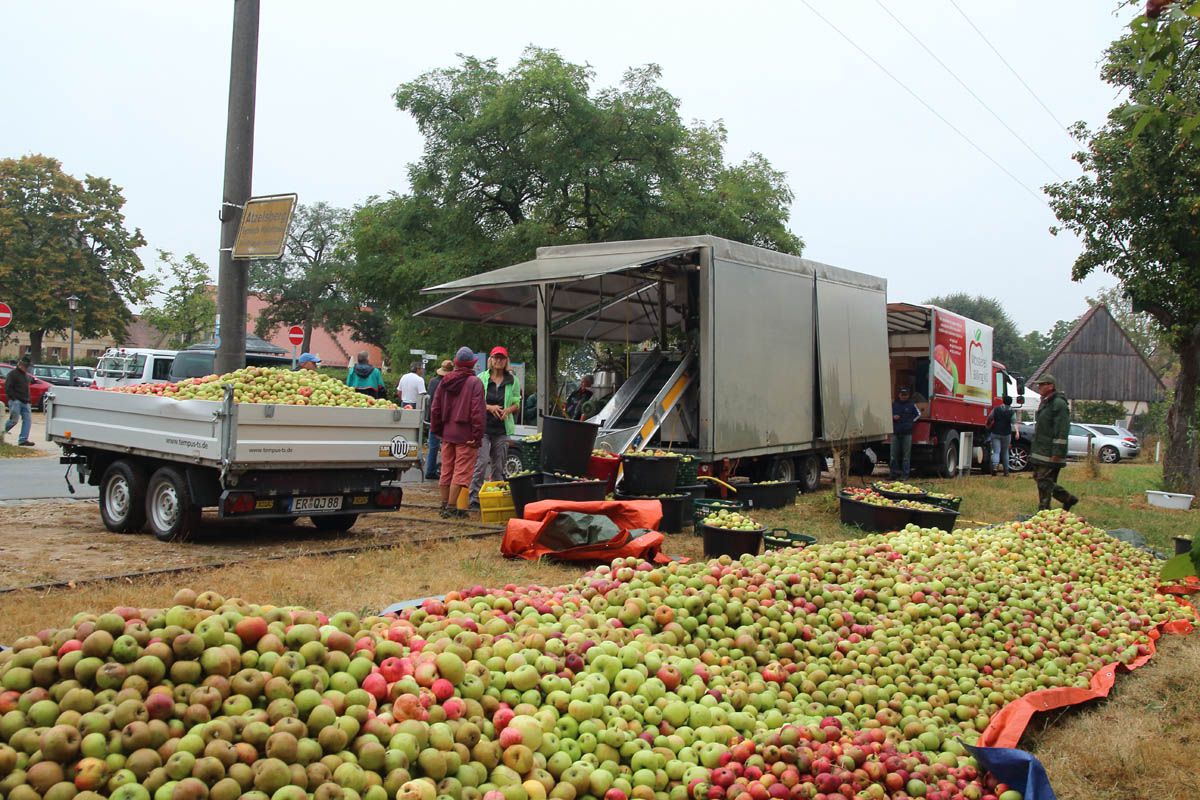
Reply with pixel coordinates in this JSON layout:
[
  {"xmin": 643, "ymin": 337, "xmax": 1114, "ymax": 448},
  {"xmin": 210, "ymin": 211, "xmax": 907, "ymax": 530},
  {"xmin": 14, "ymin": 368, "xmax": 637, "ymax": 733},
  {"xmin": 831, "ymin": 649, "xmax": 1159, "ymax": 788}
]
[
  {"xmin": 658, "ymin": 280, "xmax": 668, "ymax": 346},
  {"xmin": 537, "ymin": 284, "xmax": 554, "ymax": 431}
]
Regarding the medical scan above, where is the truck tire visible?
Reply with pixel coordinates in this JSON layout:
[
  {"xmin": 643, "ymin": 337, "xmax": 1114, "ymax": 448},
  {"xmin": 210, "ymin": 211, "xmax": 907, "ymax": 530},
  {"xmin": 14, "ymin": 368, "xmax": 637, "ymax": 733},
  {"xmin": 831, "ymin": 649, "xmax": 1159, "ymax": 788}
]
[
  {"xmin": 311, "ymin": 514, "xmax": 359, "ymax": 532},
  {"xmin": 936, "ymin": 432, "xmax": 960, "ymax": 479},
  {"xmin": 146, "ymin": 466, "xmax": 201, "ymax": 543},
  {"xmin": 763, "ymin": 457, "xmax": 797, "ymax": 483},
  {"xmin": 99, "ymin": 460, "xmax": 148, "ymax": 533},
  {"xmin": 798, "ymin": 454, "xmax": 823, "ymax": 493}
]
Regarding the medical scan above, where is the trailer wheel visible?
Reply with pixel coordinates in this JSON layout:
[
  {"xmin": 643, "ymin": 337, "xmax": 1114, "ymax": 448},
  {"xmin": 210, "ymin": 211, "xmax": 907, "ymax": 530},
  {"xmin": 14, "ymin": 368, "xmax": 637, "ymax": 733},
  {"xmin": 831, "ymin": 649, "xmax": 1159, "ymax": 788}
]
[
  {"xmin": 936, "ymin": 433, "xmax": 960, "ymax": 479},
  {"xmin": 763, "ymin": 457, "xmax": 796, "ymax": 483},
  {"xmin": 799, "ymin": 455, "xmax": 823, "ymax": 493},
  {"xmin": 99, "ymin": 460, "xmax": 148, "ymax": 533},
  {"xmin": 146, "ymin": 466, "xmax": 201, "ymax": 543},
  {"xmin": 310, "ymin": 514, "xmax": 359, "ymax": 532}
]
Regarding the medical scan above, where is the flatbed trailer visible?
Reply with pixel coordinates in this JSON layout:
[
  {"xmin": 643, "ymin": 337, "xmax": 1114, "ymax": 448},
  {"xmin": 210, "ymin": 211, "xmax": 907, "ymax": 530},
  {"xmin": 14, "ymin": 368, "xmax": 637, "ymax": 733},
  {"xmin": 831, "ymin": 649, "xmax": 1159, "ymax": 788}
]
[{"xmin": 46, "ymin": 386, "xmax": 421, "ymax": 541}]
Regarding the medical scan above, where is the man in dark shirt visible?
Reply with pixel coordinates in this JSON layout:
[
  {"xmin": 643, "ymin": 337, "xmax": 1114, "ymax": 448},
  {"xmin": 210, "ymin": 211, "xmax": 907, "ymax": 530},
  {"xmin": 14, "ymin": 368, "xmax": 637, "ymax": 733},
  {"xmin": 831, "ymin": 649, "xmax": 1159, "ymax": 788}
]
[
  {"xmin": 890, "ymin": 386, "xmax": 920, "ymax": 479},
  {"xmin": 3, "ymin": 356, "xmax": 35, "ymax": 446},
  {"xmin": 987, "ymin": 395, "xmax": 1016, "ymax": 476}
]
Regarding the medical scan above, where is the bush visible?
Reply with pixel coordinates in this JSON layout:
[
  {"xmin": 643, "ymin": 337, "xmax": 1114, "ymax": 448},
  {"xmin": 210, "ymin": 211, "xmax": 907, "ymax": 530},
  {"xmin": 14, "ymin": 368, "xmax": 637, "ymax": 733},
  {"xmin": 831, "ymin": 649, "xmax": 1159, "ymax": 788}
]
[{"xmin": 1073, "ymin": 400, "xmax": 1128, "ymax": 425}]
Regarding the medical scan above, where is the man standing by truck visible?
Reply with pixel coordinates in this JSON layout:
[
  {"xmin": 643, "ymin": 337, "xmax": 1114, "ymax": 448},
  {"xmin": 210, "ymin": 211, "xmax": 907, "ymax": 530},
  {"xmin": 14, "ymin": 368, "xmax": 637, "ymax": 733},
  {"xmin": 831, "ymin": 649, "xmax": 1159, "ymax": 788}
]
[
  {"xmin": 1031, "ymin": 374, "xmax": 1078, "ymax": 511},
  {"xmin": 890, "ymin": 386, "xmax": 920, "ymax": 479},
  {"xmin": 2, "ymin": 355, "xmax": 34, "ymax": 446}
]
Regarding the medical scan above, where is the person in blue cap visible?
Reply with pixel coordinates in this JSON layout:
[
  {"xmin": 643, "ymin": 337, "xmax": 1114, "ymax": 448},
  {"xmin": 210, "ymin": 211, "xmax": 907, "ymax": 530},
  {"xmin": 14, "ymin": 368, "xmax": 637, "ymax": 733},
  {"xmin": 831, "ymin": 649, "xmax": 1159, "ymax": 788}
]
[{"xmin": 297, "ymin": 353, "xmax": 321, "ymax": 371}]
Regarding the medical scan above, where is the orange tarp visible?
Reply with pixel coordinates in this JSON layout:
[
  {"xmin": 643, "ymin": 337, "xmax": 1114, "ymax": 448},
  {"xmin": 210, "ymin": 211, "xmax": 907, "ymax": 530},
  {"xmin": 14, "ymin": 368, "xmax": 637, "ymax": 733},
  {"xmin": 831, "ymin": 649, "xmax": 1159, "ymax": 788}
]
[{"xmin": 501, "ymin": 499, "xmax": 672, "ymax": 564}]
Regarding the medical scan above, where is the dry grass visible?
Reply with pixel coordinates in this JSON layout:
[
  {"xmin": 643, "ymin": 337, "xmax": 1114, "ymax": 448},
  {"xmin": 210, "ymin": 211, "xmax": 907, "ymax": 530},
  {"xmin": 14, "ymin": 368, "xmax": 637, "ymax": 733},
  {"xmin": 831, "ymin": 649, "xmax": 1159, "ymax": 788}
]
[
  {"xmin": 0, "ymin": 442, "xmax": 43, "ymax": 458},
  {"xmin": 1026, "ymin": 631, "xmax": 1200, "ymax": 800}
]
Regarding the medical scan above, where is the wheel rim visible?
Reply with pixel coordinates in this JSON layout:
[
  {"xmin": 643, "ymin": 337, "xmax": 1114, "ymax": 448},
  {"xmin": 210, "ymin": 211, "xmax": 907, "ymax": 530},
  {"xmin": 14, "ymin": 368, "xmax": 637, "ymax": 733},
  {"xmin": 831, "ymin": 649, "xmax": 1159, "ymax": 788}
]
[
  {"xmin": 1009, "ymin": 448, "xmax": 1028, "ymax": 471},
  {"xmin": 803, "ymin": 457, "xmax": 820, "ymax": 488},
  {"xmin": 946, "ymin": 443, "xmax": 958, "ymax": 475},
  {"xmin": 1101, "ymin": 447, "xmax": 1118, "ymax": 463},
  {"xmin": 105, "ymin": 475, "xmax": 131, "ymax": 521},
  {"xmin": 150, "ymin": 481, "xmax": 180, "ymax": 533},
  {"xmin": 504, "ymin": 454, "xmax": 524, "ymax": 477},
  {"xmin": 771, "ymin": 459, "xmax": 796, "ymax": 483}
]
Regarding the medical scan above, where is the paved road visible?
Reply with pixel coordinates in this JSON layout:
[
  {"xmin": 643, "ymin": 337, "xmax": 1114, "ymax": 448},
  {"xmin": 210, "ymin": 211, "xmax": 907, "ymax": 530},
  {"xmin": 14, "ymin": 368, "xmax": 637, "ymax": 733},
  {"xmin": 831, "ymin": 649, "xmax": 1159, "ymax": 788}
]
[{"xmin": 0, "ymin": 453, "xmax": 96, "ymax": 502}]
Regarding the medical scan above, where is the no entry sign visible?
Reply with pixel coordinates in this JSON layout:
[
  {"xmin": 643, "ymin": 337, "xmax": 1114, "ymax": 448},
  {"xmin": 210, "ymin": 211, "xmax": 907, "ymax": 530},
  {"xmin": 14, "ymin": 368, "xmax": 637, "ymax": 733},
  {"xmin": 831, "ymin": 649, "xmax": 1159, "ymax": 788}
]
[
  {"xmin": 0, "ymin": 302, "xmax": 11, "ymax": 329},
  {"xmin": 287, "ymin": 325, "xmax": 304, "ymax": 346}
]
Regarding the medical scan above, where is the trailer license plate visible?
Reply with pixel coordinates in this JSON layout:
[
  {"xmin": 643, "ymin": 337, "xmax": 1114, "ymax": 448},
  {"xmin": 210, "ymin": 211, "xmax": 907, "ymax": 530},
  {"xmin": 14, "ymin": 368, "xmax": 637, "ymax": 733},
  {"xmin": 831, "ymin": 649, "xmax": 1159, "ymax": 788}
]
[{"xmin": 292, "ymin": 495, "xmax": 343, "ymax": 512}]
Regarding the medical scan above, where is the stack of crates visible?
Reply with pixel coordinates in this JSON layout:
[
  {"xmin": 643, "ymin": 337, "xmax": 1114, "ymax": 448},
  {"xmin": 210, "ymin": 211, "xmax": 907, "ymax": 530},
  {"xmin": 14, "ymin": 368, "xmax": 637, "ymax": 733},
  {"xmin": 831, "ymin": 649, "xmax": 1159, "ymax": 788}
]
[
  {"xmin": 478, "ymin": 480, "xmax": 515, "ymax": 524},
  {"xmin": 675, "ymin": 455, "xmax": 698, "ymax": 487},
  {"xmin": 512, "ymin": 436, "xmax": 542, "ymax": 474}
]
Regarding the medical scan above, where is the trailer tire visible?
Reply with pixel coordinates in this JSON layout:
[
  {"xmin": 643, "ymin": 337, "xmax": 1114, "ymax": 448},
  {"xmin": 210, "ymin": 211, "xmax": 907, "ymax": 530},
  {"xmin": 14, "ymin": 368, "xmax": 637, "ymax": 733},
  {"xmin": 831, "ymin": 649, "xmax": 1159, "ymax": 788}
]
[
  {"xmin": 99, "ymin": 460, "xmax": 148, "ymax": 533},
  {"xmin": 799, "ymin": 455, "xmax": 823, "ymax": 493},
  {"xmin": 764, "ymin": 457, "xmax": 797, "ymax": 483},
  {"xmin": 936, "ymin": 432, "xmax": 960, "ymax": 479},
  {"xmin": 146, "ymin": 466, "xmax": 201, "ymax": 543},
  {"xmin": 311, "ymin": 514, "xmax": 359, "ymax": 532}
]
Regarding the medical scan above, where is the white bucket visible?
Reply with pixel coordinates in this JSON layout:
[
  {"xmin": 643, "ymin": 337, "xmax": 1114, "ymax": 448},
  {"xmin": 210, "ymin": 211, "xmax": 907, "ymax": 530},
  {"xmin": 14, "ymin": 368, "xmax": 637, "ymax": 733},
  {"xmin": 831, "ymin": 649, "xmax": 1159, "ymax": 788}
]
[{"xmin": 1146, "ymin": 490, "xmax": 1195, "ymax": 510}]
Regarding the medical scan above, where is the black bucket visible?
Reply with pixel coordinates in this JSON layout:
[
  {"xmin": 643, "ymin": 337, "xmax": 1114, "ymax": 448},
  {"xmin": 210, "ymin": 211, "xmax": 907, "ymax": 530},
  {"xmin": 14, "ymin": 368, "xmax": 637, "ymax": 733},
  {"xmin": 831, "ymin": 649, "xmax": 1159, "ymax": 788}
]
[
  {"xmin": 871, "ymin": 482, "xmax": 928, "ymax": 501},
  {"xmin": 698, "ymin": 522, "xmax": 763, "ymax": 559},
  {"xmin": 540, "ymin": 416, "xmax": 599, "ymax": 477},
  {"xmin": 838, "ymin": 493, "xmax": 915, "ymax": 532},
  {"xmin": 908, "ymin": 506, "xmax": 959, "ymax": 532},
  {"xmin": 535, "ymin": 475, "xmax": 607, "ymax": 504},
  {"xmin": 619, "ymin": 455, "xmax": 680, "ymax": 495},
  {"xmin": 614, "ymin": 490, "xmax": 689, "ymax": 533},
  {"xmin": 508, "ymin": 472, "xmax": 542, "ymax": 518},
  {"xmin": 736, "ymin": 481, "xmax": 800, "ymax": 509}
]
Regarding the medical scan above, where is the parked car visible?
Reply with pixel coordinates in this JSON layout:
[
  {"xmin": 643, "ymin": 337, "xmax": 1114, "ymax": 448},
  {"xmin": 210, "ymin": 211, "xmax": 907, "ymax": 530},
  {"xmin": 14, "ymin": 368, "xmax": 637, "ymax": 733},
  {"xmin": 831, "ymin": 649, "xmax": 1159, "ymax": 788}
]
[
  {"xmin": 1007, "ymin": 421, "xmax": 1139, "ymax": 471},
  {"xmin": 93, "ymin": 348, "xmax": 177, "ymax": 389},
  {"xmin": 0, "ymin": 363, "xmax": 52, "ymax": 411},
  {"xmin": 32, "ymin": 364, "xmax": 93, "ymax": 387}
]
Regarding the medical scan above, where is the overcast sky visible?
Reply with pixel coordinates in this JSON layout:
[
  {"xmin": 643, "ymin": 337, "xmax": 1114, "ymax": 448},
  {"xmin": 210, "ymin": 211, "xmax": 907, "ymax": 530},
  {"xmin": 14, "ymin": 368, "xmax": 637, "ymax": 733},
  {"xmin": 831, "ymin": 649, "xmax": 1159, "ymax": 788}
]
[{"xmin": 3, "ymin": 1, "xmax": 1135, "ymax": 334}]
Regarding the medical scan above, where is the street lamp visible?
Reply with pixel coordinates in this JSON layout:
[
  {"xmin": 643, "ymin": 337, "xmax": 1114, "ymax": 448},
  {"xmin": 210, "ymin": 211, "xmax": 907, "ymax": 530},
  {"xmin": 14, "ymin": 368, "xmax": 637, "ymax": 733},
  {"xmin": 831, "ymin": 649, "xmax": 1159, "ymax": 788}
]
[{"xmin": 67, "ymin": 295, "xmax": 80, "ymax": 380}]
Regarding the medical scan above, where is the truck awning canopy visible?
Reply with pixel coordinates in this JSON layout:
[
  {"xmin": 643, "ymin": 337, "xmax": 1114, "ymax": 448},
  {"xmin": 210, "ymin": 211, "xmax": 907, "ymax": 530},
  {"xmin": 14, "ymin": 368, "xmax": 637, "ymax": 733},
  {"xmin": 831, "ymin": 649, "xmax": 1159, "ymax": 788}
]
[
  {"xmin": 886, "ymin": 302, "xmax": 932, "ymax": 334},
  {"xmin": 417, "ymin": 242, "xmax": 700, "ymax": 342}
]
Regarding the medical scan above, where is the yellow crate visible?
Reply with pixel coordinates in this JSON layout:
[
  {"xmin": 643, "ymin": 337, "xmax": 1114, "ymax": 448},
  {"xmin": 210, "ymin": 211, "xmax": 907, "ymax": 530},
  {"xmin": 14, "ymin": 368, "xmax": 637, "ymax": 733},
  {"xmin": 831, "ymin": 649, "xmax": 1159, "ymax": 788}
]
[
  {"xmin": 481, "ymin": 505, "xmax": 515, "ymax": 524},
  {"xmin": 479, "ymin": 480, "xmax": 515, "ymax": 523}
]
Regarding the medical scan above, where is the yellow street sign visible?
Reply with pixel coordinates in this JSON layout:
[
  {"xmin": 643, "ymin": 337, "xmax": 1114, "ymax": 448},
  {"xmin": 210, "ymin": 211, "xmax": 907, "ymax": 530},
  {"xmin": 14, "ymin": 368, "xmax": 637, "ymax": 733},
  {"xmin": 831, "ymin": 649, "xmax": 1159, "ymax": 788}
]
[{"xmin": 232, "ymin": 194, "xmax": 298, "ymax": 259}]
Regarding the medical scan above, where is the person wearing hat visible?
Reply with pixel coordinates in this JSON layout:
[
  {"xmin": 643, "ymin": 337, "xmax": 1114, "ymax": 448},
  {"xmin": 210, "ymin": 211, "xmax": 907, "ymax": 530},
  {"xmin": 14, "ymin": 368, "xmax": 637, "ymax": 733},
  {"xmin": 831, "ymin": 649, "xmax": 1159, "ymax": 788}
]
[
  {"xmin": 1030, "ymin": 373, "xmax": 1078, "ymax": 511},
  {"xmin": 2, "ymin": 355, "xmax": 35, "ymax": 446},
  {"xmin": 469, "ymin": 345, "xmax": 522, "ymax": 508},
  {"xmin": 889, "ymin": 385, "xmax": 920, "ymax": 480},
  {"xmin": 423, "ymin": 359, "xmax": 454, "ymax": 481},
  {"xmin": 430, "ymin": 347, "xmax": 486, "ymax": 518},
  {"xmin": 297, "ymin": 353, "xmax": 321, "ymax": 371}
]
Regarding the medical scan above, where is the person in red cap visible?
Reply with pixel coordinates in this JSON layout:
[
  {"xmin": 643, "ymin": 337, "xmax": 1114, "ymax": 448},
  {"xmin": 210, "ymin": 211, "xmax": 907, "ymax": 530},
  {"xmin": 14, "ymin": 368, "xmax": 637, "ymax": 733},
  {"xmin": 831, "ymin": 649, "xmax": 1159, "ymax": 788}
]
[
  {"xmin": 469, "ymin": 345, "xmax": 522, "ymax": 508},
  {"xmin": 430, "ymin": 346, "xmax": 486, "ymax": 518}
]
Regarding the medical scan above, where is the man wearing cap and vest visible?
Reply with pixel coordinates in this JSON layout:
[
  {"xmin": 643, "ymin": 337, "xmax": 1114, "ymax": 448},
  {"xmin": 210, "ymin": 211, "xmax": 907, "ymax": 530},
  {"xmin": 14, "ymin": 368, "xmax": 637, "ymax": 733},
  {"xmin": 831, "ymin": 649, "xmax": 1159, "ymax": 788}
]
[
  {"xmin": 1031, "ymin": 373, "xmax": 1078, "ymax": 512},
  {"xmin": 469, "ymin": 345, "xmax": 522, "ymax": 508}
]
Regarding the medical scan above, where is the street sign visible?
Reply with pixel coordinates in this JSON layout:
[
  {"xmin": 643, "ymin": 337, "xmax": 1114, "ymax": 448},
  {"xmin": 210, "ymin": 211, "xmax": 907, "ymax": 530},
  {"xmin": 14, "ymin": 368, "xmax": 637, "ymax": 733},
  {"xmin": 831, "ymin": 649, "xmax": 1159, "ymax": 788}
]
[
  {"xmin": 232, "ymin": 193, "xmax": 298, "ymax": 260},
  {"xmin": 0, "ymin": 302, "xmax": 10, "ymax": 329},
  {"xmin": 287, "ymin": 325, "xmax": 304, "ymax": 346}
]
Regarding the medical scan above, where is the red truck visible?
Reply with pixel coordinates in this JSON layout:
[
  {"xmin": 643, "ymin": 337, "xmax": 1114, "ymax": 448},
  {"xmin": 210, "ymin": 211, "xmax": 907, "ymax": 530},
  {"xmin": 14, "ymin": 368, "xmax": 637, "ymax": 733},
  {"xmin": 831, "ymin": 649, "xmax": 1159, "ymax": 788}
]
[{"xmin": 886, "ymin": 303, "xmax": 1019, "ymax": 477}]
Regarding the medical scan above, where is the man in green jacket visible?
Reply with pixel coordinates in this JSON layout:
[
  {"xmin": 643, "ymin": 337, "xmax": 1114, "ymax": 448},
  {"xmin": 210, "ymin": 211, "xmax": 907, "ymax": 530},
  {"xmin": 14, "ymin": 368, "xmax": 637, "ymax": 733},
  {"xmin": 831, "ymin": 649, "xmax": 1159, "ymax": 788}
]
[{"xmin": 1030, "ymin": 374, "xmax": 1078, "ymax": 512}]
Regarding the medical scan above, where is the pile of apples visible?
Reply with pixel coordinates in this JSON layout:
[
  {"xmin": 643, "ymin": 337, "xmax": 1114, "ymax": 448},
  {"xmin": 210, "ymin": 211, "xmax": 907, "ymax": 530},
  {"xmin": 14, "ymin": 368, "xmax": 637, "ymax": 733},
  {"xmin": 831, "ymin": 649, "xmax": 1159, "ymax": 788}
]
[
  {"xmin": 109, "ymin": 368, "xmax": 398, "ymax": 409},
  {"xmin": 699, "ymin": 510, "xmax": 763, "ymax": 532},
  {"xmin": 0, "ymin": 511, "xmax": 1188, "ymax": 800},
  {"xmin": 873, "ymin": 482, "xmax": 925, "ymax": 497}
]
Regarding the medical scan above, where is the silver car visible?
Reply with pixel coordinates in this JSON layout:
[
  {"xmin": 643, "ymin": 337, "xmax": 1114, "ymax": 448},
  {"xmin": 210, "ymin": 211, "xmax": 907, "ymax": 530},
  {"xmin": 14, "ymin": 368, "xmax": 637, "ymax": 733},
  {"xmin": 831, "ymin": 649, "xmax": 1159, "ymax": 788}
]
[{"xmin": 1077, "ymin": 423, "xmax": 1141, "ymax": 463}]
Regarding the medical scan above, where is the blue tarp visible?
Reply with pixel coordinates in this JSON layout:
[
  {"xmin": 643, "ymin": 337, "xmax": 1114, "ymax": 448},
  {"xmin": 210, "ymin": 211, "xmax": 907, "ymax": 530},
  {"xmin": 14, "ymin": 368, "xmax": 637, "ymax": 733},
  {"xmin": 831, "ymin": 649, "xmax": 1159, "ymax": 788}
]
[{"xmin": 966, "ymin": 744, "xmax": 1056, "ymax": 800}]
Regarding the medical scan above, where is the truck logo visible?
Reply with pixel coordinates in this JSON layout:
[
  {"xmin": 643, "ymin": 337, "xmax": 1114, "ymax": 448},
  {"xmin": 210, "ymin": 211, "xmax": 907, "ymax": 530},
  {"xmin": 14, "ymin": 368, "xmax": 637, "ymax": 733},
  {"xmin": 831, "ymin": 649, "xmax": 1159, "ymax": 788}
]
[{"xmin": 388, "ymin": 436, "xmax": 413, "ymax": 459}]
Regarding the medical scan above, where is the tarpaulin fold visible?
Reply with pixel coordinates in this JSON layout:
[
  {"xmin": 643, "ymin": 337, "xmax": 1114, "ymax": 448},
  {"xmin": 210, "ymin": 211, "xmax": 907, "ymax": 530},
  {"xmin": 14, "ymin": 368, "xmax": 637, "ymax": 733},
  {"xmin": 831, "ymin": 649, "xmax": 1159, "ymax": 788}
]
[
  {"xmin": 501, "ymin": 499, "xmax": 672, "ymax": 564},
  {"xmin": 966, "ymin": 745, "xmax": 1056, "ymax": 800}
]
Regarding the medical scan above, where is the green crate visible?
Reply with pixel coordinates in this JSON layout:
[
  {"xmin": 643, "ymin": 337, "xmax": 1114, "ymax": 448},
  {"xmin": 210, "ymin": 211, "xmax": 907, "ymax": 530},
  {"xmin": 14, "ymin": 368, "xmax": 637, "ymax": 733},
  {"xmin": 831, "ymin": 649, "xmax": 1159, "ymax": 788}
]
[{"xmin": 675, "ymin": 456, "xmax": 699, "ymax": 487}]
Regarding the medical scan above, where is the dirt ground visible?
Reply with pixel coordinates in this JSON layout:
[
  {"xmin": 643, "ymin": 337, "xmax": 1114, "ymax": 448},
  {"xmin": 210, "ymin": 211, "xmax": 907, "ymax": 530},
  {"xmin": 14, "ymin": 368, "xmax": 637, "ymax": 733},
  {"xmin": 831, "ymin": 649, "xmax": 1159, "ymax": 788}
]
[{"xmin": 0, "ymin": 484, "xmax": 505, "ymax": 591}]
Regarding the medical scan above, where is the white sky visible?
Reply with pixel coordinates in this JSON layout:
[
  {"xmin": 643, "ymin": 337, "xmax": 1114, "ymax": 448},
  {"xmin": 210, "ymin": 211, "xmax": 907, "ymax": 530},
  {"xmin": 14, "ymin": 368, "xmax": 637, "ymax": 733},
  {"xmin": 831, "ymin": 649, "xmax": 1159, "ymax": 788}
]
[{"xmin": 2, "ymin": 1, "xmax": 1134, "ymax": 333}]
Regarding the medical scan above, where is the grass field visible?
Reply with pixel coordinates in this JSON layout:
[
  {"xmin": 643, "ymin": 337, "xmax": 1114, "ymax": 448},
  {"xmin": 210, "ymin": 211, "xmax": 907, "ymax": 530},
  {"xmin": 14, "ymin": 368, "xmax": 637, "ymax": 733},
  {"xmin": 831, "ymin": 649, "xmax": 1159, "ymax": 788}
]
[{"xmin": 0, "ymin": 441, "xmax": 40, "ymax": 458}]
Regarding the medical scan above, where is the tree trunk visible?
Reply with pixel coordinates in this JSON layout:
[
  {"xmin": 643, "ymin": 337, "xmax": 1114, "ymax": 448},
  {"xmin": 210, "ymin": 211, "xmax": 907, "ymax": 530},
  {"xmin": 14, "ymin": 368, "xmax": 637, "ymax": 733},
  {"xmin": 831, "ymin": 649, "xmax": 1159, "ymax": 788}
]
[
  {"xmin": 27, "ymin": 329, "xmax": 45, "ymax": 365},
  {"xmin": 1163, "ymin": 330, "xmax": 1200, "ymax": 494},
  {"xmin": 302, "ymin": 320, "xmax": 313, "ymax": 355}
]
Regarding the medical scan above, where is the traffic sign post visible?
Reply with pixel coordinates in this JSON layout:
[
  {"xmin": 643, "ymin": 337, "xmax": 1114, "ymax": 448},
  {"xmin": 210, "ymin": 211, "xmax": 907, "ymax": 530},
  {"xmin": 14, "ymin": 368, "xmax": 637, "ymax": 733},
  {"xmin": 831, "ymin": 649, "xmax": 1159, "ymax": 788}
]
[
  {"xmin": 288, "ymin": 325, "xmax": 303, "ymax": 369},
  {"xmin": 0, "ymin": 302, "xmax": 12, "ymax": 329}
]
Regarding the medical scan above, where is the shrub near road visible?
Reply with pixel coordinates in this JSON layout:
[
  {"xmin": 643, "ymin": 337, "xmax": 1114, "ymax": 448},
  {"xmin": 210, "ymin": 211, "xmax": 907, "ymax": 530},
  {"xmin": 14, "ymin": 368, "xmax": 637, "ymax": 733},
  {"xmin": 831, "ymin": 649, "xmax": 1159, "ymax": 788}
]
[{"xmin": 0, "ymin": 510, "xmax": 1189, "ymax": 800}]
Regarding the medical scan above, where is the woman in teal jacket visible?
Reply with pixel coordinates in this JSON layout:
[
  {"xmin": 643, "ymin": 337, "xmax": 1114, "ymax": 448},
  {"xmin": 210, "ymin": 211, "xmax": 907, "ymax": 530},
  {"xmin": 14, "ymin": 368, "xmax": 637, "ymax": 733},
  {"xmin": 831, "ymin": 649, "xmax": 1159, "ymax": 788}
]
[{"xmin": 469, "ymin": 346, "xmax": 522, "ymax": 507}]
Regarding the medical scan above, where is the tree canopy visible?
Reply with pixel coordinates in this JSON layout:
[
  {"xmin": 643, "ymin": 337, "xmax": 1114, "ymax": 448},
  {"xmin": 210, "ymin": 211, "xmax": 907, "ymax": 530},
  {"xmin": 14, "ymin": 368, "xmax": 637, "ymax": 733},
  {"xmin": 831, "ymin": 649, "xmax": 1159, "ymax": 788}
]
[
  {"xmin": 1045, "ymin": 13, "xmax": 1200, "ymax": 493},
  {"xmin": 142, "ymin": 251, "xmax": 215, "ymax": 350},
  {"xmin": 0, "ymin": 154, "xmax": 148, "ymax": 362},
  {"xmin": 346, "ymin": 47, "xmax": 803, "ymax": 358},
  {"xmin": 249, "ymin": 202, "xmax": 359, "ymax": 355}
]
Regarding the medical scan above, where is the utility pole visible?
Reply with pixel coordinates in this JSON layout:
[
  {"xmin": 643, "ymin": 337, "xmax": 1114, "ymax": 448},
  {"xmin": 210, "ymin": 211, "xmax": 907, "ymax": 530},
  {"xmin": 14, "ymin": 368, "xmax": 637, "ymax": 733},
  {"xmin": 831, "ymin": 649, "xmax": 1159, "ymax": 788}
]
[{"xmin": 215, "ymin": 0, "xmax": 260, "ymax": 374}]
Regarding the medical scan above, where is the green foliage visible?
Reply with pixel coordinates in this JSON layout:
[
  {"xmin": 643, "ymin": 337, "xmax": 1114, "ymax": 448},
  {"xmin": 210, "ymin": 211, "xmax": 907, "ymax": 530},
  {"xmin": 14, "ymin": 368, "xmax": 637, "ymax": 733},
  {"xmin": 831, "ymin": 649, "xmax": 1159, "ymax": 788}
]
[
  {"xmin": 346, "ymin": 48, "xmax": 803, "ymax": 357},
  {"xmin": 1019, "ymin": 318, "xmax": 1074, "ymax": 376},
  {"xmin": 0, "ymin": 154, "xmax": 148, "ymax": 362},
  {"xmin": 1073, "ymin": 400, "xmax": 1129, "ymax": 424},
  {"xmin": 924, "ymin": 293, "xmax": 1037, "ymax": 374},
  {"xmin": 1045, "ymin": 18, "xmax": 1200, "ymax": 494},
  {"xmin": 249, "ymin": 202, "xmax": 361, "ymax": 354},
  {"xmin": 142, "ymin": 251, "xmax": 216, "ymax": 349}
]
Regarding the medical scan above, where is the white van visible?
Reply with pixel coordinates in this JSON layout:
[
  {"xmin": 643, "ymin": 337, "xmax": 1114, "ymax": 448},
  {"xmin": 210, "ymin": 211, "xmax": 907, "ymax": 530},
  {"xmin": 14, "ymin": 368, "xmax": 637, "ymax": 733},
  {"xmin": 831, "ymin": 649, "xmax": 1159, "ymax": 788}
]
[{"xmin": 93, "ymin": 348, "xmax": 178, "ymax": 389}]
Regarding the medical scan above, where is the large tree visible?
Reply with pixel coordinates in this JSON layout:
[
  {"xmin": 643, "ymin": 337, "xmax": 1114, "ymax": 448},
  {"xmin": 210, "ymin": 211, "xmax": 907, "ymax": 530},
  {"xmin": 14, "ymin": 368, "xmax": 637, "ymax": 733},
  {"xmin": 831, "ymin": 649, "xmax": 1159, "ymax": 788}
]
[
  {"xmin": 347, "ymin": 48, "xmax": 803, "ymax": 358},
  {"xmin": 1045, "ymin": 18, "xmax": 1200, "ymax": 494},
  {"xmin": 0, "ymin": 155, "xmax": 148, "ymax": 363},
  {"xmin": 142, "ymin": 251, "xmax": 216, "ymax": 349},
  {"xmin": 249, "ymin": 202, "xmax": 358, "ymax": 354},
  {"xmin": 924, "ymin": 293, "xmax": 1035, "ymax": 375}
]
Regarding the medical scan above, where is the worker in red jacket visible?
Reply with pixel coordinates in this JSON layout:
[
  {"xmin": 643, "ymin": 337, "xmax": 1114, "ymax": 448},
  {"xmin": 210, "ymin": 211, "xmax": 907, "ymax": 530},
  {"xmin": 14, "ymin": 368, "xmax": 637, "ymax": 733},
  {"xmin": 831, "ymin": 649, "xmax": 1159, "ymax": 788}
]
[{"xmin": 429, "ymin": 346, "xmax": 486, "ymax": 518}]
